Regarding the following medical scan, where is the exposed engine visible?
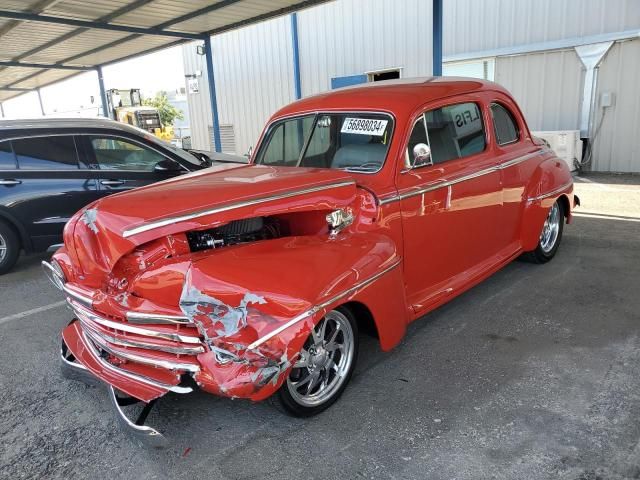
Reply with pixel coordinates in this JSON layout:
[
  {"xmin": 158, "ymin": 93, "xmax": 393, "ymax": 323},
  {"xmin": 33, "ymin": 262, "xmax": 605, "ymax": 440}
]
[{"xmin": 186, "ymin": 217, "xmax": 280, "ymax": 252}]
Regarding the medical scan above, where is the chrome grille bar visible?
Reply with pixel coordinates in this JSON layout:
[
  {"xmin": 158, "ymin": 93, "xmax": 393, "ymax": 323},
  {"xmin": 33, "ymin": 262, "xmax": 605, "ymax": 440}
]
[
  {"xmin": 85, "ymin": 329, "xmax": 200, "ymax": 373},
  {"xmin": 68, "ymin": 299, "xmax": 202, "ymax": 345},
  {"xmin": 80, "ymin": 320, "xmax": 204, "ymax": 355}
]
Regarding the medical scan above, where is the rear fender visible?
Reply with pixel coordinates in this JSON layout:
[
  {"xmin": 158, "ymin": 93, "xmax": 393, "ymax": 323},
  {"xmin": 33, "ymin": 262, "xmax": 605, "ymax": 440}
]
[
  {"xmin": 176, "ymin": 233, "xmax": 407, "ymax": 400},
  {"xmin": 520, "ymin": 156, "xmax": 574, "ymax": 251}
]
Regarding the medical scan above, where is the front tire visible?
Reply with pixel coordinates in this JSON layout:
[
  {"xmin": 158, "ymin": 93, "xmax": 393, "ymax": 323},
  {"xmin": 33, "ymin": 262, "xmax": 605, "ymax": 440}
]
[
  {"xmin": 0, "ymin": 220, "xmax": 20, "ymax": 275},
  {"xmin": 277, "ymin": 306, "xmax": 359, "ymax": 417},
  {"xmin": 524, "ymin": 200, "xmax": 564, "ymax": 264}
]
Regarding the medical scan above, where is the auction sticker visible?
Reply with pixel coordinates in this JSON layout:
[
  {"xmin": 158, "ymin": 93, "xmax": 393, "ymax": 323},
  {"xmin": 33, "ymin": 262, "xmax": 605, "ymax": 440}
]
[{"xmin": 341, "ymin": 117, "xmax": 388, "ymax": 136}]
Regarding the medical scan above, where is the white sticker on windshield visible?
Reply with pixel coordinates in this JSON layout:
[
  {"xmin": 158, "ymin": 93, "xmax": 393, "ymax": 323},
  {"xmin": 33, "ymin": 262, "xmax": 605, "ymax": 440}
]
[{"xmin": 341, "ymin": 117, "xmax": 389, "ymax": 136}]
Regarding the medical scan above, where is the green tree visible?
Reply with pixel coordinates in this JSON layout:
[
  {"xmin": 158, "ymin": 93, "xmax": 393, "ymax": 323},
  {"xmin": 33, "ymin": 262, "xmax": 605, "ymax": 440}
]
[{"xmin": 142, "ymin": 91, "xmax": 184, "ymax": 126}]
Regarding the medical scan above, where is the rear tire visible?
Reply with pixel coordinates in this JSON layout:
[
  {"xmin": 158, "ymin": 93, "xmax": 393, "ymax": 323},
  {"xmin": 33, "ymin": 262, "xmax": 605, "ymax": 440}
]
[
  {"xmin": 523, "ymin": 200, "xmax": 564, "ymax": 264},
  {"xmin": 277, "ymin": 306, "xmax": 359, "ymax": 417},
  {"xmin": 0, "ymin": 220, "xmax": 20, "ymax": 275}
]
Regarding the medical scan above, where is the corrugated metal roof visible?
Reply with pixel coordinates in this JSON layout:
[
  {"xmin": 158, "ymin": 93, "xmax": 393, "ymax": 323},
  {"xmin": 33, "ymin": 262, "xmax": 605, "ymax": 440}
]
[{"xmin": 0, "ymin": 0, "xmax": 330, "ymax": 102}]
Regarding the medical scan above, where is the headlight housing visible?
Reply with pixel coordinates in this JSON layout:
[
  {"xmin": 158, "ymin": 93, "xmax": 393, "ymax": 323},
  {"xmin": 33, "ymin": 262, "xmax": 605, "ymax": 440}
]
[{"xmin": 42, "ymin": 259, "xmax": 66, "ymax": 291}]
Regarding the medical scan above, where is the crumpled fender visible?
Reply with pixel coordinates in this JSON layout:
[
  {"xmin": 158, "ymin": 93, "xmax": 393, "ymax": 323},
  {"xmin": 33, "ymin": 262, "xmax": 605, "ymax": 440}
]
[
  {"xmin": 520, "ymin": 155, "xmax": 574, "ymax": 251},
  {"xmin": 176, "ymin": 233, "xmax": 406, "ymax": 401}
]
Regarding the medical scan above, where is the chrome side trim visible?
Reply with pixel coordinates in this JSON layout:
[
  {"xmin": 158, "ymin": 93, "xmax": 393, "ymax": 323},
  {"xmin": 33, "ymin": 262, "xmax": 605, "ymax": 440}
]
[
  {"xmin": 526, "ymin": 182, "xmax": 573, "ymax": 202},
  {"xmin": 123, "ymin": 180, "xmax": 356, "ymax": 238},
  {"xmin": 68, "ymin": 299, "xmax": 202, "ymax": 345},
  {"xmin": 126, "ymin": 311, "xmax": 192, "ymax": 325},
  {"xmin": 84, "ymin": 329, "xmax": 200, "ymax": 373},
  {"xmin": 381, "ymin": 149, "xmax": 543, "ymax": 205},
  {"xmin": 108, "ymin": 386, "xmax": 167, "ymax": 449},
  {"xmin": 79, "ymin": 331, "xmax": 193, "ymax": 394},
  {"xmin": 247, "ymin": 259, "xmax": 402, "ymax": 350}
]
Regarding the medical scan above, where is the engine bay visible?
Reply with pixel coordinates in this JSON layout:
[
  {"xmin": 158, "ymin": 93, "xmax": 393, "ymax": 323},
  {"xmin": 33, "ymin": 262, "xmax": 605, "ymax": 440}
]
[{"xmin": 185, "ymin": 217, "xmax": 281, "ymax": 252}]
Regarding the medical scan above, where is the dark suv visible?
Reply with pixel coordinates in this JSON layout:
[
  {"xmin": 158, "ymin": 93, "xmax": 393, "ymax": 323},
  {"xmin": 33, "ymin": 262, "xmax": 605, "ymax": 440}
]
[{"xmin": 0, "ymin": 117, "xmax": 214, "ymax": 274}]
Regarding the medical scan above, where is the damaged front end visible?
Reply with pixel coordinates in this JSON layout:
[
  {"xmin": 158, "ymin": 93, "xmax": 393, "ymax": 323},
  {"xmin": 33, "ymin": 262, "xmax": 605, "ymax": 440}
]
[{"xmin": 45, "ymin": 166, "xmax": 399, "ymax": 446}]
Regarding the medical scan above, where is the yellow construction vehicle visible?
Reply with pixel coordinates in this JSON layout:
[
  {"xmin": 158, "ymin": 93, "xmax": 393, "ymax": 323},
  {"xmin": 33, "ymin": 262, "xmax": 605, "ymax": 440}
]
[{"xmin": 106, "ymin": 88, "xmax": 173, "ymax": 141}]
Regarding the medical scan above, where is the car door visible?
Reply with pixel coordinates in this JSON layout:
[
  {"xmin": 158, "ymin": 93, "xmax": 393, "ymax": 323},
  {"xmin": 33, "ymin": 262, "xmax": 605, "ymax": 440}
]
[
  {"xmin": 0, "ymin": 135, "xmax": 100, "ymax": 252},
  {"xmin": 489, "ymin": 99, "xmax": 536, "ymax": 249},
  {"xmin": 80, "ymin": 134, "xmax": 185, "ymax": 196},
  {"xmin": 397, "ymin": 98, "xmax": 503, "ymax": 314}
]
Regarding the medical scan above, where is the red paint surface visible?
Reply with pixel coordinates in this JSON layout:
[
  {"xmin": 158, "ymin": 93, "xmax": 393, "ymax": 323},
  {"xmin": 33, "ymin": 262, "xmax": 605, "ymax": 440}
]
[{"xmin": 54, "ymin": 78, "xmax": 575, "ymax": 403}]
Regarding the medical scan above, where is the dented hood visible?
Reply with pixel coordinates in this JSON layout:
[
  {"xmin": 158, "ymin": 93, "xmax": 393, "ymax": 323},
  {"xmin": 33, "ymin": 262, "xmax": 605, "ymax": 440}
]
[{"xmin": 68, "ymin": 163, "xmax": 357, "ymax": 275}]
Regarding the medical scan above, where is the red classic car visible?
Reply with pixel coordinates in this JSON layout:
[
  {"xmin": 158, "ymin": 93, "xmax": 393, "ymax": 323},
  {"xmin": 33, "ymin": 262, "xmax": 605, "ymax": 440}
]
[{"xmin": 44, "ymin": 77, "xmax": 578, "ymax": 446}]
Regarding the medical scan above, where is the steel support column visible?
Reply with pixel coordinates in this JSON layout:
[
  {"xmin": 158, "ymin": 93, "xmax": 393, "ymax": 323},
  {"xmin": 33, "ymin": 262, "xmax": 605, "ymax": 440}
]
[
  {"xmin": 432, "ymin": 0, "xmax": 443, "ymax": 76},
  {"xmin": 0, "ymin": 102, "xmax": 4, "ymax": 118},
  {"xmin": 96, "ymin": 66, "xmax": 109, "ymax": 118},
  {"xmin": 204, "ymin": 36, "xmax": 222, "ymax": 152},
  {"xmin": 290, "ymin": 13, "xmax": 302, "ymax": 100},
  {"xmin": 36, "ymin": 88, "xmax": 45, "ymax": 116}
]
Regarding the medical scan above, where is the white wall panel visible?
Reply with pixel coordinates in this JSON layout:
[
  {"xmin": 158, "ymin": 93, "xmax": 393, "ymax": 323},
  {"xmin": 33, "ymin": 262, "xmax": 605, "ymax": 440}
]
[
  {"xmin": 297, "ymin": 0, "xmax": 433, "ymax": 95},
  {"xmin": 495, "ymin": 49, "xmax": 583, "ymax": 131},
  {"xmin": 212, "ymin": 15, "xmax": 295, "ymax": 155},
  {"xmin": 592, "ymin": 39, "xmax": 640, "ymax": 172},
  {"xmin": 183, "ymin": 16, "xmax": 294, "ymax": 154},
  {"xmin": 444, "ymin": 0, "xmax": 640, "ymax": 55}
]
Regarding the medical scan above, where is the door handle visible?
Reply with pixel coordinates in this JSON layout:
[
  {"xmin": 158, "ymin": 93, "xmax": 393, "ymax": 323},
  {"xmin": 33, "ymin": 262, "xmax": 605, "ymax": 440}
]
[
  {"xmin": 0, "ymin": 179, "xmax": 22, "ymax": 186},
  {"xmin": 100, "ymin": 180, "xmax": 125, "ymax": 186}
]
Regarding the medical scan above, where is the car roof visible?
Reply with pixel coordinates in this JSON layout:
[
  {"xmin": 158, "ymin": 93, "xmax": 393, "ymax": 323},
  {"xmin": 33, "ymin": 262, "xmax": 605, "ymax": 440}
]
[
  {"xmin": 271, "ymin": 76, "xmax": 511, "ymax": 122},
  {"xmin": 0, "ymin": 117, "xmax": 149, "ymax": 136}
]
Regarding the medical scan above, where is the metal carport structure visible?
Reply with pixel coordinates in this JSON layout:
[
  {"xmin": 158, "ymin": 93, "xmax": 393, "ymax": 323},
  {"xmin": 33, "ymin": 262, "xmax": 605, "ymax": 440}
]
[{"xmin": 0, "ymin": 0, "xmax": 444, "ymax": 151}]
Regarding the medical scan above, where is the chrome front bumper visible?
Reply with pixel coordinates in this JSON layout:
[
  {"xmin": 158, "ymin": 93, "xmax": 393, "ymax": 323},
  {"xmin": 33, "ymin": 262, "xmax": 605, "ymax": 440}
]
[{"xmin": 61, "ymin": 336, "xmax": 169, "ymax": 448}]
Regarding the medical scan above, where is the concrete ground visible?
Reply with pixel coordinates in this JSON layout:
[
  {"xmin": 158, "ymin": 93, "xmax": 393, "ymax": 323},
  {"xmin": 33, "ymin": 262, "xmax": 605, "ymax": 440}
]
[{"xmin": 1, "ymin": 173, "xmax": 639, "ymax": 480}]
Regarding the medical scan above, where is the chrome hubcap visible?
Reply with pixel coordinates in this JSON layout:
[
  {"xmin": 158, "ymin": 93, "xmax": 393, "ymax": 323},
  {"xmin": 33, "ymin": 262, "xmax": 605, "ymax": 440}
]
[
  {"xmin": 286, "ymin": 310, "xmax": 355, "ymax": 407},
  {"xmin": 0, "ymin": 233, "xmax": 6, "ymax": 262},
  {"xmin": 540, "ymin": 202, "xmax": 561, "ymax": 253}
]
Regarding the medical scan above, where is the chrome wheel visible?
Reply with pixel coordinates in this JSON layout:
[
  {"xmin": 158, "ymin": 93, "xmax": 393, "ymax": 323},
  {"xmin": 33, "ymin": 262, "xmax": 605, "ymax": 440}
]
[
  {"xmin": 286, "ymin": 310, "xmax": 355, "ymax": 407},
  {"xmin": 0, "ymin": 233, "xmax": 6, "ymax": 263},
  {"xmin": 539, "ymin": 201, "xmax": 561, "ymax": 253}
]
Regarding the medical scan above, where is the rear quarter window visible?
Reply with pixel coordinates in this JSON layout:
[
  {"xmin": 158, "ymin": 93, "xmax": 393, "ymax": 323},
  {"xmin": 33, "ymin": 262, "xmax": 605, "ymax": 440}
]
[
  {"xmin": 0, "ymin": 141, "xmax": 16, "ymax": 169},
  {"xmin": 12, "ymin": 136, "xmax": 79, "ymax": 170}
]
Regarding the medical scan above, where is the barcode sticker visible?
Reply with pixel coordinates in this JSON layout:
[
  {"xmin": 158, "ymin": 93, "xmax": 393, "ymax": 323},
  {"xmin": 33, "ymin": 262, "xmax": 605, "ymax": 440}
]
[{"xmin": 341, "ymin": 118, "xmax": 388, "ymax": 136}]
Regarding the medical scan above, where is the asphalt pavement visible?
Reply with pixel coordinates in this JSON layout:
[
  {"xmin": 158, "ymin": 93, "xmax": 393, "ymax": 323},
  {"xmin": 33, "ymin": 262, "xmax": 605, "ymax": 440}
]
[{"xmin": 1, "ymin": 173, "xmax": 639, "ymax": 479}]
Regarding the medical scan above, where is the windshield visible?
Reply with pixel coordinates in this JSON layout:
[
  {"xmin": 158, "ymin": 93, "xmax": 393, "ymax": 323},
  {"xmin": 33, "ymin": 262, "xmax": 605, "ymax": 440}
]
[{"xmin": 255, "ymin": 112, "xmax": 394, "ymax": 173}]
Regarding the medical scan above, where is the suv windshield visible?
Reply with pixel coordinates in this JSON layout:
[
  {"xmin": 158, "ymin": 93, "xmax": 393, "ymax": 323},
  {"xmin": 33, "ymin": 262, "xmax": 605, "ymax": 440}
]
[{"xmin": 255, "ymin": 113, "xmax": 394, "ymax": 173}]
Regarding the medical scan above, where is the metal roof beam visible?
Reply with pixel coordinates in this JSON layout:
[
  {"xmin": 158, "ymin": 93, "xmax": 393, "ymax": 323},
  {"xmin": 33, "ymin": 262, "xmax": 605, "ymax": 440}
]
[
  {"xmin": 0, "ymin": 60, "xmax": 90, "ymax": 71},
  {"xmin": 9, "ymin": 0, "xmax": 156, "ymax": 63},
  {"xmin": 0, "ymin": 10, "xmax": 205, "ymax": 40},
  {"xmin": 205, "ymin": 0, "xmax": 330, "ymax": 35},
  {"xmin": 154, "ymin": 0, "xmax": 243, "ymax": 29},
  {"xmin": 0, "ymin": 0, "xmax": 63, "ymax": 40},
  {"xmin": 0, "ymin": 87, "xmax": 33, "ymax": 92}
]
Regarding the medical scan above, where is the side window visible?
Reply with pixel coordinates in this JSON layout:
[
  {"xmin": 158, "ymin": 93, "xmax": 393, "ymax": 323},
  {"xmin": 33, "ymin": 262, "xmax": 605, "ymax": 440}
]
[
  {"xmin": 13, "ymin": 136, "xmax": 79, "ymax": 170},
  {"xmin": 406, "ymin": 117, "xmax": 429, "ymax": 164},
  {"xmin": 258, "ymin": 116, "xmax": 314, "ymax": 166},
  {"xmin": 490, "ymin": 103, "xmax": 520, "ymax": 146},
  {"xmin": 0, "ymin": 141, "xmax": 16, "ymax": 169},
  {"xmin": 424, "ymin": 102, "xmax": 486, "ymax": 164},
  {"xmin": 90, "ymin": 137, "xmax": 167, "ymax": 171}
]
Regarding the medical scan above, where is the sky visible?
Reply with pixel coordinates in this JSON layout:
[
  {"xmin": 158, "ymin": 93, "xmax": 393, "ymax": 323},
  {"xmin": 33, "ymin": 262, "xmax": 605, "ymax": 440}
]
[{"xmin": 1, "ymin": 45, "xmax": 186, "ymax": 119}]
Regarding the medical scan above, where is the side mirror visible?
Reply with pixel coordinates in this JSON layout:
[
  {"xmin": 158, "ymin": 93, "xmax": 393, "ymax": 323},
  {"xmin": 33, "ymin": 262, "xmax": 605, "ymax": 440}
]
[
  {"xmin": 411, "ymin": 143, "xmax": 432, "ymax": 167},
  {"xmin": 245, "ymin": 146, "xmax": 253, "ymax": 159},
  {"xmin": 154, "ymin": 159, "xmax": 181, "ymax": 172}
]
